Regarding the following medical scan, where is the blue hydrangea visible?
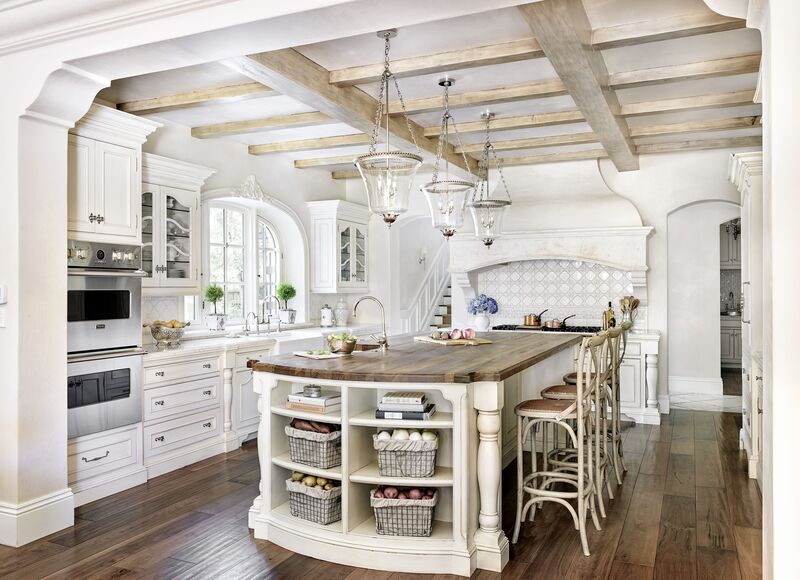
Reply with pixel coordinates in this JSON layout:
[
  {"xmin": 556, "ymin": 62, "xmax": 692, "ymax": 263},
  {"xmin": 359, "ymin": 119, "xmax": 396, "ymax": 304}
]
[{"xmin": 467, "ymin": 294, "xmax": 499, "ymax": 315}]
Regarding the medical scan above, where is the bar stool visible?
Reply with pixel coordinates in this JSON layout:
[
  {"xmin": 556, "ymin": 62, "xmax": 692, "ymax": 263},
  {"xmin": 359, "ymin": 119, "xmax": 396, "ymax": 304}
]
[
  {"xmin": 542, "ymin": 330, "xmax": 614, "ymax": 518},
  {"xmin": 511, "ymin": 333, "xmax": 608, "ymax": 556}
]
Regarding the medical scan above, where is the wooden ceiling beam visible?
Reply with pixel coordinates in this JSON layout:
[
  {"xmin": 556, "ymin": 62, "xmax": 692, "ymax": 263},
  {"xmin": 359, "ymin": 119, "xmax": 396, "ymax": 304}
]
[
  {"xmin": 249, "ymin": 133, "xmax": 369, "ymax": 155},
  {"xmin": 118, "ymin": 82, "xmax": 274, "ymax": 115},
  {"xmin": 423, "ymin": 109, "xmax": 585, "ymax": 137},
  {"xmin": 592, "ymin": 11, "xmax": 746, "ymax": 50},
  {"xmin": 518, "ymin": 0, "xmax": 638, "ymax": 171},
  {"xmin": 294, "ymin": 154, "xmax": 359, "ymax": 168},
  {"xmin": 191, "ymin": 111, "xmax": 333, "ymax": 138},
  {"xmin": 629, "ymin": 116, "xmax": 758, "ymax": 138},
  {"xmin": 455, "ymin": 131, "xmax": 597, "ymax": 154},
  {"xmin": 496, "ymin": 148, "xmax": 608, "ymax": 166},
  {"xmin": 396, "ymin": 79, "xmax": 567, "ymax": 116},
  {"xmin": 329, "ymin": 38, "xmax": 544, "ymax": 86},
  {"xmin": 635, "ymin": 135, "xmax": 762, "ymax": 154},
  {"xmin": 621, "ymin": 89, "xmax": 757, "ymax": 117},
  {"xmin": 224, "ymin": 50, "xmax": 478, "ymax": 174},
  {"xmin": 332, "ymin": 169, "xmax": 361, "ymax": 180},
  {"xmin": 610, "ymin": 54, "xmax": 761, "ymax": 89}
]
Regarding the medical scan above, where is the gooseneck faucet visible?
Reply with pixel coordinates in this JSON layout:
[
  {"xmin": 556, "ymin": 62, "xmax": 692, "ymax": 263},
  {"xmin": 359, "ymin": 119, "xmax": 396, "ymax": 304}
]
[
  {"xmin": 353, "ymin": 295, "xmax": 388, "ymax": 351},
  {"xmin": 263, "ymin": 295, "xmax": 282, "ymax": 333}
]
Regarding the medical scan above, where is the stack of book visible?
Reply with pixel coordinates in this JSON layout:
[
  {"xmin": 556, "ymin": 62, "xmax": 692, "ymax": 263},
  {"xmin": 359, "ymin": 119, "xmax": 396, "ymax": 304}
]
[
  {"xmin": 286, "ymin": 390, "xmax": 341, "ymax": 414},
  {"xmin": 375, "ymin": 391, "xmax": 435, "ymax": 420}
]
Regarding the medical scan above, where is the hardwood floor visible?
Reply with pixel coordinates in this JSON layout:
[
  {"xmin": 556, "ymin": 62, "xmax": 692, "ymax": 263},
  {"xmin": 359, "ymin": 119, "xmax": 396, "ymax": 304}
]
[{"xmin": 1, "ymin": 410, "xmax": 761, "ymax": 579}]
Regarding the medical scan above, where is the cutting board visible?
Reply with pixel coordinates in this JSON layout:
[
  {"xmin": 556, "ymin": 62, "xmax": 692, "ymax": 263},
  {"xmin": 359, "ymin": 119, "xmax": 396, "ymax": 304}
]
[
  {"xmin": 293, "ymin": 351, "xmax": 349, "ymax": 360},
  {"xmin": 414, "ymin": 335, "xmax": 493, "ymax": 346}
]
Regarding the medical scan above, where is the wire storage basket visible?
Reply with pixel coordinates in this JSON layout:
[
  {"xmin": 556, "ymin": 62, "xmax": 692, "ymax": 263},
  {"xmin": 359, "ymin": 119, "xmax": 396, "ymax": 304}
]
[
  {"xmin": 370, "ymin": 489, "xmax": 438, "ymax": 536},
  {"xmin": 373, "ymin": 435, "xmax": 438, "ymax": 478},
  {"xmin": 286, "ymin": 479, "xmax": 342, "ymax": 525},
  {"xmin": 285, "ymin": 425, "xmax": 342, "ymax": 469}
]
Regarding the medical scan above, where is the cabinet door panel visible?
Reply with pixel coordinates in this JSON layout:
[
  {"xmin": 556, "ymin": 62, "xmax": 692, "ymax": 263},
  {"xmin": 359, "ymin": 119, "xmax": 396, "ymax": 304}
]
[
  {"xmin": 720, "ymin": 329, "xmax": 734, "ymax": 359},
  {"xmin": 312, "ymin": 218, "xmax": 335, "ymax": 292},
  {"xmin": 338, "ymin": 222, "xmax": 353, "ymax": 285},
  {"xmin": 720, "ymin": 224, "xmax": 730, "ymax": 264},
  {"xmin": 94, "ymin": 141, "xmax": 139, "ymax": 240},
  {"xmin": 68, "ymin": 135, "xmax": 95, "ymax": 234},
  {"xmin": 160, "ymin": 187, "xmax": 199, "ymax": 289},
  {"xmin": 619, "ymin": 359, "xmax": 640, "ymax": 408},
  {"xmin": 141, "ymin": 184, "xmax": 159, "ymax": 285},
  {"xmin": 234, "ymin": 369, "xmax": 260, "ymax": 436}
]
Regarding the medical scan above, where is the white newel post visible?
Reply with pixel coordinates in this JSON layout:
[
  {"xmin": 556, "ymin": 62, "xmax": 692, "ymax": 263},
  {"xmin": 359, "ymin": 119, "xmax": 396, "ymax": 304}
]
[
  {"xmin": 472, "ymin": 381, "xmax": 509, "ymax": 572},
  {"xmin": 646, "ymin": 354, "xmax": 659, "ymax": 409}
]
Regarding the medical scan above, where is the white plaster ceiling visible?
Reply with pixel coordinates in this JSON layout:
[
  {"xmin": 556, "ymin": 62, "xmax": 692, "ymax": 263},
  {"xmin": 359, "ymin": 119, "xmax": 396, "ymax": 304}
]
[{"xmin": 95, "ymin": 0, "xmax": 762, "ymax": 174}]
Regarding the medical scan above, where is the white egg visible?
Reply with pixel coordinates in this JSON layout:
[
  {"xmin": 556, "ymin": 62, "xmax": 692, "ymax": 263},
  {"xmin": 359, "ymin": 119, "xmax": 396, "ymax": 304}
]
[
  {"xmin": 421, "ymin": 431, "xmax": 438, "ymax": 441},
  {"xmin": 377, "ymin": 430, "xmax": 392, "ymax": 441},
  {"xmin": 392, "ymin": 429, "xmax": 410, "ymax": 440},
  {"xmin": 409, "ymin": 431, "xmax": 422, "ymax": 441}
]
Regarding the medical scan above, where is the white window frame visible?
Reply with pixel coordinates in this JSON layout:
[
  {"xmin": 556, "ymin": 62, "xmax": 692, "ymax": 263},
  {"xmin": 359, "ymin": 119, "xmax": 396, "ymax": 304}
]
[
  {"xmin": 256, "ymin": 215, "xmax": 281, "ymax": 319},
  {"xmin": 194, "ymin": 201, "xmax": 284, "ymax": 328}
]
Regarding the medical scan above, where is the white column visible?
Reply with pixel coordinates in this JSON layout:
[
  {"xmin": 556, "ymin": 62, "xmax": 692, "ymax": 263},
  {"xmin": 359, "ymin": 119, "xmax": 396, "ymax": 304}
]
[
  {"xmin": 472, "ymin": 381, "xmax": 509, "ymax": 572},
  {"xmin": 645, "ymin": 354, "xmax": 659, "ymax": 408}
]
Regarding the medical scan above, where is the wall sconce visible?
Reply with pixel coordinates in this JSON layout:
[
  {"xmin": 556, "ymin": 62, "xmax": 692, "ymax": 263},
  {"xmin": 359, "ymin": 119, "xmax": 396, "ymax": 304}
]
[{"xmin": 419, "ymin": 248, "xmax": 427, "ymax": 268}]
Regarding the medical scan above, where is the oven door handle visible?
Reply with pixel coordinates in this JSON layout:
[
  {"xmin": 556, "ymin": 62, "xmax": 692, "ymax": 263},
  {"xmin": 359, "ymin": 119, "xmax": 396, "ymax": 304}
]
[
  {"xmin": 68, "ymin": 347, "xmax": 146, "ymax": 364},
  {"xmin": 68, "ymin": 268, "xmax": 148, "ymax": 278}
]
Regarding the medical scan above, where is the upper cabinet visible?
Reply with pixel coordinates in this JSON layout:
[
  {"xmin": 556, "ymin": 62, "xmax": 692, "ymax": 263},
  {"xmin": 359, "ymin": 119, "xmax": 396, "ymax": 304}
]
[
  {"xmin": 720, "ymin": 221, "xmax": 741, "ymax": 269},
  {"xmin": 308, "ymin": 201, "xmax": 371, "ymax": 293},
  {"xmin": 142, "ymin": 154, "xmax": 216, "ymax": 295},
  {"xmin": 68, "ymin": 104, "xmax": 161, "ymax": 244}
]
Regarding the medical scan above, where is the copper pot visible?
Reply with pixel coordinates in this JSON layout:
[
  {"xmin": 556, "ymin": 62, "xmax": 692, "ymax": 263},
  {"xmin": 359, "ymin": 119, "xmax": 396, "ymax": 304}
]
[
  {"xmin": 524, "ymin": 309, "xmax": 548, "ymax": 326},
  {"xmin": 545, "ymin": 318, "xmax": 562, "ymax": 329}
]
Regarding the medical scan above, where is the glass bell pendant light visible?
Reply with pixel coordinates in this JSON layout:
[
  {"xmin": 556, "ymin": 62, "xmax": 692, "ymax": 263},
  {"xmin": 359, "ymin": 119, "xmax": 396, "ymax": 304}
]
[
  {"xmin": 420, "ymin": 77, "xmax": 476, "ymax": 238},
  {"xmin": 467, "ymin": 112, "xmax": 512, "ymax": 247},
  {"xmin": 354, "ymin": 30, "xmax": 423, "ymax": 226}
]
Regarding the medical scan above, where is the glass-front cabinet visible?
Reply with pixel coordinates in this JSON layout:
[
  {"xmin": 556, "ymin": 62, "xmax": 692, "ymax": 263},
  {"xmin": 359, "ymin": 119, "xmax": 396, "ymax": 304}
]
[
  {"xmin": 338, "ymin": 221, "xmax": 367, "ymax": 287},
  {"xmin": 141, "ymin": 154, "xmax": 216, "ymax": 295},
  {"xmin": 308, "ymin": 200, "xmax": 370, "ymax": 293}
]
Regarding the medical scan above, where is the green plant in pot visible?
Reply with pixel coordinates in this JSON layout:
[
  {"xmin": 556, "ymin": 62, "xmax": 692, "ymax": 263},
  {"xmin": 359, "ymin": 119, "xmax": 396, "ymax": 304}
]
[
  {"xmin": 275, "ymin": 283, "xmax": 297, "ymax": 325},
  {"xmin": 204, "ymin": 284, "xmax": 227, "ymax": 331}
]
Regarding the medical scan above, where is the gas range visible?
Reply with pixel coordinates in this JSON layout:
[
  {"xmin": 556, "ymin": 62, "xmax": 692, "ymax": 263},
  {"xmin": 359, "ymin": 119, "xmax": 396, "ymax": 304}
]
[{"xmin": 492, "ymin": 324, "xmax": 602, "ymax": 334}]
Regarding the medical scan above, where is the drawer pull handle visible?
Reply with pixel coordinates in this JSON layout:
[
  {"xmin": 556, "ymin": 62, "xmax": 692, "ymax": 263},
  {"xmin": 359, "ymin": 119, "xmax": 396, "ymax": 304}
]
[
  {"xmin": 154, "ymin": 400, "xmax": 165, "ymax": 406},
  {"xmin": 203, "ymin": 422, "xmax": 212, "ymax": 428},
  {"xmin": 155, "ymin": 436, "xmax": 165, "ymax": 442},
  {"xmin": 155, "ymin": 371, "xmax": 165, "ymax": 377},
  {"xmin": 202, "ymin": 363, "xmax": 212, "ymax": 369},
  {"xmin": 82, "ymin": 450, "xmax": 110, "ymax": 463},
  {"xmin": 202, "ymin": 390, "xmax": 212, "ymax": 396}
]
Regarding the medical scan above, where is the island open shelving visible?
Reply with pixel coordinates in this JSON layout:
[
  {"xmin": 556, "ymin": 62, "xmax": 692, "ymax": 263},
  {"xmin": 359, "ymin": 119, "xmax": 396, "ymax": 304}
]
[{"xmin": 249, "ymin": 332, "xmax": 582, "ymax": 576}]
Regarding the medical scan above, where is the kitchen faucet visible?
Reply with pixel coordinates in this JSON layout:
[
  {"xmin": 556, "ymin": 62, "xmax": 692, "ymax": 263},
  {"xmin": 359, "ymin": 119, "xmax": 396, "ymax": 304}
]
[
  {"xmin": 353, "ymin": 295, "xmax": 388, "ymax": 351},
  {"xmin": 263, "ymin": 295, "xmax": 282, "ymax": 333}
]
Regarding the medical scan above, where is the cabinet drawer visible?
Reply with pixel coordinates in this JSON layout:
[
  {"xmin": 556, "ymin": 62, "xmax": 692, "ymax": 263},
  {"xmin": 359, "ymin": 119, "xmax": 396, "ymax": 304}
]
[
  {"xmin": 68, "ymin": 424, "xmax": 140, "ymax": 484},
  {"xmin": 144, "ymin": 377, "xmax": 220, "ymax": 422},
  {"xmin": 143, "ymin": 409, "xmax": 221, "ymax": 458},
  {"xmin": 235, "ymin": 349, "xmax": 271, "ymax": 369},
  {"xmin": 144, "ymin": 357, "xmax": 219, "ymax": 385}
]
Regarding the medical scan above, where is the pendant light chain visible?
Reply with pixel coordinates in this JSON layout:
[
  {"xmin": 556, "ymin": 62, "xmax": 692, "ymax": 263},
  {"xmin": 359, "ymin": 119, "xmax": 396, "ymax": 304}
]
[
  {"xmin": 431, "ymin": 83, "xmax": 474, "ymax": 185},
  {"xmin": 479, "ymin": 115, "xmax": 511, "ymax": 202},
  {"xmin": 367, "ymin": 33, "xmax": 420, "ymax": 157}
]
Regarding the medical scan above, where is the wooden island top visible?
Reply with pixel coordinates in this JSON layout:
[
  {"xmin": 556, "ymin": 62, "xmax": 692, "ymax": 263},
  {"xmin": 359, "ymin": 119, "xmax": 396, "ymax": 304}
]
[{"xmin": 249, "ymin": 332, "xmax": 582, "ymax": 383}]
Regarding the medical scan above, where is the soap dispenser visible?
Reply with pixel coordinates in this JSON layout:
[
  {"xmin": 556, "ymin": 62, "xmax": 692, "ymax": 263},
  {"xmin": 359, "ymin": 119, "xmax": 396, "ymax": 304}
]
[{"xmin": 320, "ymin": 304, "xmax": 334, "ymax": 327}]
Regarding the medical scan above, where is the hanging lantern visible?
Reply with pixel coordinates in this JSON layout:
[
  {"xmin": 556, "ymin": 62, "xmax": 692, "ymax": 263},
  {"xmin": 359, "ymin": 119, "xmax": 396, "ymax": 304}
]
[
  {"xmin": 467, "ymin": 112, "xmax": 512, "ymax": 247},
  {"xmin": 420, "ymin": 77, "xmax": 475, "ymax": 238},
  {"xmin": 354, "ymin": 30, "xmax": 423, "ymax": 226}
]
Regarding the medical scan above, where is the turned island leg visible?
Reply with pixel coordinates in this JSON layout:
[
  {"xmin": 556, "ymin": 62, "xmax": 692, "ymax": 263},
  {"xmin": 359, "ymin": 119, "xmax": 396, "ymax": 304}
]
[{"xmin": 473, "ymin": 381, "xmax": 510, "ymax": 572}]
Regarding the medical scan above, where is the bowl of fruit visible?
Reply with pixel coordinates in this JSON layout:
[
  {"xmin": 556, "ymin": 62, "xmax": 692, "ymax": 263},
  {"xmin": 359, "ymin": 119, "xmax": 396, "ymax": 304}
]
[
  {"xmin": 326, "ymin": 332, "xmax": 357, "ymax": 355},
  {"xmin": 144, "ymin": 319, "xmax": 190, "ymax": 347}
]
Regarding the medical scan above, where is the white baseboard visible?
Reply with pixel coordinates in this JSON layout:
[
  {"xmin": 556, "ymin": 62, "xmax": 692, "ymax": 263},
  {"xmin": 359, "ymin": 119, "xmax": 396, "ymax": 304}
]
[
  {"xmin": 71, "ymin": 465, "xmax": 148, "ymax": 508},
  {"xmin": 668, "ymin": 375, "xmax": 723, "ymax": 395},
  {"xmin": 145, "ymin": 436, "xmax": 226, "ymax": 478},
  {"xmin": 0, "ymin": 488, "xmax": 74, "ymax": 547}
]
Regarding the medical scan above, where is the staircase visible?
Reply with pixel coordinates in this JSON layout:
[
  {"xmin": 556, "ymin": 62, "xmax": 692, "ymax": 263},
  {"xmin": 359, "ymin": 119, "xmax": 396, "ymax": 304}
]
[{"xmin": 429, "ymin": 284, "xmax": 452, "ymax": 330}]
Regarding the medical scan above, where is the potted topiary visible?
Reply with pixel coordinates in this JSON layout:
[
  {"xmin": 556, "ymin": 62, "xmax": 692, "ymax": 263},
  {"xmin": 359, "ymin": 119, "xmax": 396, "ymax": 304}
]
[
  {"xmin": 275, "ymin": 282, "xmax": 297, "ymax": 324},
  {"xmin": 204, "ymin": 283, "xmax": 226, "ymax": 331}
]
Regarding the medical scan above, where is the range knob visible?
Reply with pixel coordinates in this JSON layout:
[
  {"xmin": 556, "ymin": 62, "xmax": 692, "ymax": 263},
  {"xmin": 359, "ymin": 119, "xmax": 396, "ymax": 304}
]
[
  {"xmin": 76, "ymin": 248, "xmax": 88, "ymax": 260},
  {"xmin": 124, "ymin": 251, "xmax": 136, "ymax": 261},
  {"xmin": 112, "ymin": 251, "xmax": 123, "ymax": 261},
  {"xmin": 95, "ymin": 249, "xmax": 105, "ymax": 261}
]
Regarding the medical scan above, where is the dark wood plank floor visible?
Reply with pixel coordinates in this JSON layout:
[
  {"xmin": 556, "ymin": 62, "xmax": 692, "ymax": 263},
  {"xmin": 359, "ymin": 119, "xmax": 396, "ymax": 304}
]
[{"xmin": 1, "ymin": 410, "xmax": 761, "ymax": 579}]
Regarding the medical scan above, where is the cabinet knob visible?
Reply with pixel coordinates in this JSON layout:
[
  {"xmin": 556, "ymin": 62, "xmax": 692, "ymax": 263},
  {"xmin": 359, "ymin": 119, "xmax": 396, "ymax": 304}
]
[
  {"xmin": 155, "ymin": 371, "xmax": 165, "ymax": 377},
  {"xmin": 202, "ymin": 363, "xmax": 212, "ymax": 369},
  {"xmin": 88, "ymin": 213, "xmax": 97, "ymax": 223},
  {"xmin": 154, "ymin": 400, "xmax": 165, "ymax": 406},
  {"xmin": 203, "ymin": 422, "xmax": 212, "ymax": 428},
  {"xmin": 202, "ymin": 390, "xmax": 212, "ymax": 396},
  {"xmin": 96, "ymin": 215, "xmax": 105, "ymax": 224},
  {"xmin": 155, "ymin": 435, "xmax": 165, "ymax": 442}
]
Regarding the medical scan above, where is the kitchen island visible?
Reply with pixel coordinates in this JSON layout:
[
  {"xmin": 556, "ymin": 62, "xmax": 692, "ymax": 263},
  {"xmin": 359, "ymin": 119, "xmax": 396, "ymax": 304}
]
[{"xmin": 248, "ymin": 332, "xmax": 581, "ymax": 576}]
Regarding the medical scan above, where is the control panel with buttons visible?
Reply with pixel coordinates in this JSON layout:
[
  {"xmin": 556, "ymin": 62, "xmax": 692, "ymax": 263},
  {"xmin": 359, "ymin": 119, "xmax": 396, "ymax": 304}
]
[{"xmin": 67, "ymin": 240, "xmax": 142, "ymax": 270}]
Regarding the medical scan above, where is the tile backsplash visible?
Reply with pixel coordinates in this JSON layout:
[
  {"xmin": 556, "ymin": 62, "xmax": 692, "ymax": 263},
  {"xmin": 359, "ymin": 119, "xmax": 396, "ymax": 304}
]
[
  {"xmin": 476, "ymin": 259, "xmax": 634, "ymax": 326},
  {"xmin": 720, "ymin": 269, "xmax": 741, "ymax": 310},
  {"xmin": 142, "ymin": 296, "xmax": 182, "ymax": 324}
]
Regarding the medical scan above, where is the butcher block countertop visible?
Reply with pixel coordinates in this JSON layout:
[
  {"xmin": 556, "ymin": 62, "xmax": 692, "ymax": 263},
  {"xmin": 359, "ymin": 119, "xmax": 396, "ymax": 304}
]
[{"xmin": 249, "ymin": 332, "xmax": 582, "ymax": 383}]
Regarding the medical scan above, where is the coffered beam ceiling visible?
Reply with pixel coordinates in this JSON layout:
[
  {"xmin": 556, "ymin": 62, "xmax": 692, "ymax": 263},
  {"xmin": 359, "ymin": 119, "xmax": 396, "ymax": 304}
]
[
  {"xmin": 118, "ymin": 82, "xmax": 274, "ymax": 115},
  {"xmin": 620, "ymin": 89, "xmax": 756, "ymax": 116},
  {"xmin": 249, "ymin": 133, "xmax": 369, "ymax": 154},
  {"xmin": 328, "ymin": 11, "xmax": 747, "ymax": 86},
  {"xmin": 517, "ymin": 1, "xmax": 638, "ymax": 171},
  {"xmin": 224, "ymin": 49, "xmax": 479, "ymax": 174},
  {"xmin": 635, "ymin": 135, "xmax": 762, "ymax": 154},
  {"xmin": 608, "ymin": 53, "xmax": 760, "ymax": 89},
  {"xmin": 191, "ymin": 111, "xmax": 332, "ymax": 138}
]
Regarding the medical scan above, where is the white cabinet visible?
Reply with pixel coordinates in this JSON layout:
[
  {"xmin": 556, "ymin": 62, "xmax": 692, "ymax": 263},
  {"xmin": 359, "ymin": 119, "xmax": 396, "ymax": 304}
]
[
  {"xmin": 308, "ymin": 200, "xmax": 371, "ymax": 293},
  {"xmin": 142, "ymin": 154, "xmax": 215, "ymax": 295},
  {"xmin": 67, "ymin": 104, "xmax": 160, "ymax": 244},
  {"xmin": 231, "ymin": 347, "xmax": 273, "ymax": 445},
  {"xmin": 740, "ymin": 354, "xmax": 762, "ymax": 484},
  {"xmin": 721, "ymin": 319, "xmax": 742, "ymax": 367},
  {"xmin": 720, "ymin": 221, "xmax": 741, "ymax": 268}
]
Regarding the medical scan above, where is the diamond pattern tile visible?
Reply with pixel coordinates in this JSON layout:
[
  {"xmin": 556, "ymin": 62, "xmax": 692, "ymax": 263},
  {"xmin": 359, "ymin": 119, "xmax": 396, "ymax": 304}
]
[{"xmin": 476, "ymin": 260, "xmax": 634, "ymax": 326}]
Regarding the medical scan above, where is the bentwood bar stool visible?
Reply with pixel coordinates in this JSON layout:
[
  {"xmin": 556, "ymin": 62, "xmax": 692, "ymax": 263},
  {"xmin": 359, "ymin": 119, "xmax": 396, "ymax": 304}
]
[{"xmin": 511, "ymin": 333, "xmax": 609, "ymax": 556}]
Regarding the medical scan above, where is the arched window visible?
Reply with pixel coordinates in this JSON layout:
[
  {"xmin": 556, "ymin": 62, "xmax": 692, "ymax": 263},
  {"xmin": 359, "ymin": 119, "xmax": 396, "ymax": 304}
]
[
  {"xmin": 256, "ymin": 217, "xmax": 281, "ymax": 317},
  {"xmin": 207, "ymin": 205, "xmax": 246, "ymax": 320}
]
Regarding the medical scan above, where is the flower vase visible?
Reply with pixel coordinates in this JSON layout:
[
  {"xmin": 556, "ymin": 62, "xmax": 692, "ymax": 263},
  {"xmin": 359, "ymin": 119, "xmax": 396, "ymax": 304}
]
[{"xmin": 472, "ymin": 312, "xmax": 491, "ymax": 332}]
